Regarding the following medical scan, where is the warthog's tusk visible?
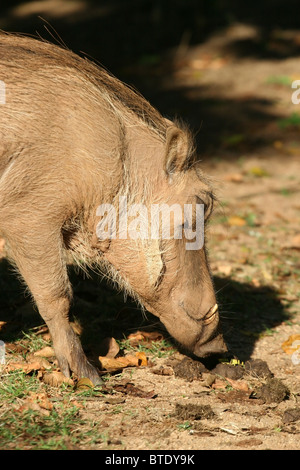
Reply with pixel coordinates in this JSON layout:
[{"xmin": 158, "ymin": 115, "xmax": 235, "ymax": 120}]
[{"xmin": 203, "ymin": 303, "xmax": 218, "ymax": 325}]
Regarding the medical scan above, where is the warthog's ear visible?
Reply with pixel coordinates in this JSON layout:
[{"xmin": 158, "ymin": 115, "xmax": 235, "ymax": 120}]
[{"xmin": 165, "ymin": 125, "xmax": 190, "ymax": 176}]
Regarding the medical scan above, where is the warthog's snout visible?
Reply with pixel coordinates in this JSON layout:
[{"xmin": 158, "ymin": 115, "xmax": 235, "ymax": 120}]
[
  {"xmin": 193, "ymin": 303, "xmax": 227, "ymax": 357},
  {"xmin": 154, "ymin": 297, "xmax": 227, "ymax": 361}
]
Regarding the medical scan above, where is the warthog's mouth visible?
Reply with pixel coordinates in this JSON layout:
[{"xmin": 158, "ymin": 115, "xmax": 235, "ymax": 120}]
[
  {"xmin": 203, "ymin": 303, "xmax": 218, "ymax": 325},
  {"xmin": 193, "ymin": 303, "xmax": 227, "ymax": 357}
]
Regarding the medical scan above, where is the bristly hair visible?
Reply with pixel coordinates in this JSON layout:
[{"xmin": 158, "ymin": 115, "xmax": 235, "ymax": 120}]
[{"xmin": 0, "ymin": 31, "xmax": 167, "ymax": 141}]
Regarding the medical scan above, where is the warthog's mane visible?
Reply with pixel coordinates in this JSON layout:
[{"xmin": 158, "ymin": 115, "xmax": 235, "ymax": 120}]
[{"xmin": 0, "ymin": 32, "xmax": 168, "ymax": 138}]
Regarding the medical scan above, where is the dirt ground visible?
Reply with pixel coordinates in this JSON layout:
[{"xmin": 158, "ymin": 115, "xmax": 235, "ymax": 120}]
[{"xmin": 1, "ymin": 20, "xmax": 300, "ymax": 451}]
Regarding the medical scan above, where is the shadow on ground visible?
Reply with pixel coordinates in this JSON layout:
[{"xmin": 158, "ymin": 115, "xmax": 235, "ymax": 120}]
[
  {"xmin": 214, "ymin": 275, "xmax": 289, "ymax": 362},
  {"xmin": 0, "ymin": 258, "xmax": 289, "ymax": 366}
]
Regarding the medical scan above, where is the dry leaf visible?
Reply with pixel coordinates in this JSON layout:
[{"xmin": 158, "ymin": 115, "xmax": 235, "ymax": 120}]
[
  {"xmin": 33, "ymin": 346, "xmax": 55, "ymax": 358},
  {"xmin": 43, "ymin": 371, "xmax": 74, "ymax": 387},
  {"xmin": 5, "ymin": 343, "xmax": 27, "ymax": 354},
  {"xmin": 217, "ymin": 264, "xmax": 232, "ymax": 276},
  {"xmin": 282, "ymin": 234, "xmax": 300, "ymax": 250},
  {"xmin": 227, "ymin": 216, "xmax": 246, "ymax": 226},
  {"xmin": 135, "ymin": 351, "xmax": 147, "ymax": 366},
  {"xmin": 76, "ymin": 377, "xmax": 94, "ymax": 390},
  {"xmin": 248, "ymin": 166, "xmax": 269, "ymax": 177},
  {"xmin": 15, "ymin": 392, "xmax": 53, "ymax": 416},
  {"xmin": 224, "ymin": 173, "xmax": 244, "ymax": 182},
  {"xmin": 226, "ymin": 378, "xmax": 249, "ymax": 392},
  {"xmin": 42, "ymin": 333, "xmax": 52, "ymax": 342},
  {"xmin": 6, "ymin": 361, "xmax": 42, "ymax": 373},
  {"xmin": 99, "ymin": 337, "xmax": 120, "ymax": 358},
  {"xmin": 70, "ymin": 400, "xmax": 84, "ymax": 409},
  {"xmin": 281, "ymin": 335, "xmax": 300, "ymax": 355},
  {"xmin": 99, "ymin": 352, "xmax": 148, "ymax": 372},
  {"xmin": 26, "ymin": 354, "xmax": 52, "ymax": 370},
  {"xmin": 34, "ymin": 325, "xmax": 49, "ymax": 336},
  {"xmin": 290, "ymin": 234, "xmax": 300, "ymax": 248},
  {"xmin": 212, "ymin": 378, "xmax": 228, "ymax": 389},
  {"xmin": 127, "ymin": 330, "xmax": 164, "ymax": 347}
]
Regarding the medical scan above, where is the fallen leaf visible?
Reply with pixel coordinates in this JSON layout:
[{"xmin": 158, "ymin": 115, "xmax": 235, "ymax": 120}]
[
  {"xmin": 248, "ymin": 166, "xmax": 269, "ymax": 177},
  {"xmin": 6, "ymin": 361, "xmax": 42, "ymax": 373},
  {"xmin": 26, "ymin": 354, "xmax": 52, "ymax": 370},
  {"xmin": 14, "ymin": 392, "xmax": 53, "ymax": 416},
  {"xmin": 43, "ymin": 371, "xmax": 74, "ymax": 387},
  {"xmin": 70, "ymin": 400, "xmax": 84, "ymax": 409},
  {"xmin": 33, "ymin": 346, "xmax": 55, "ymax": 358},
  {"xmin": 251, "ymin": 278, "xmax": 261, "ymax": 287},
  {"xmin": 217, "ymin": 264, "xmax": 232, "ymax": 276},
  {"xmin": 262, "ymin": 270, "xmax": 272, "ymax": 281},
  {"xmin": 226, "ymin": 378, "xmax": 249, "ymax": 392},
  {"xmin": 224, "ymin": 173, "xmax": 244, "ymax": 182},
  {"xmin": 34, "ymin": 326, "xmax": 49, "ymax": 336},
  {"xmin": 135, "ymin": 351, "xmax": 147, "ymax": 366},
  {"xmin": 5, "ymin": 343, "xmax": 27, "ymax": 353},
  {"xmin": 291, "ymin": 234, "xmax": 300, "ymax": 247},
  {"xmin": 34, "ymin": 392, "xmax": 54, "ymax": 411},
  {"xmin": 99, "ymin": 352, "xmax": 148, "ymax": 372},
  {"xmin": 281, "ymin": 334, "xmax": 300, "ymax": 355},
  {"xmin": 127, "ymin": 330, "xmax": 164, "ymax": 347},
  {"xmin": 76, "ymin": 377, "xmax": 94, "ymax": 390},
  {"xmin": 227, "ymin": 216, "xmax": 246, "ymax": 226},
  {"xmin": 212, "ymin": 378, "xmax": 228, "ymax": 389},
  {"xmin": 99, "ymin": 337, "xmax": 120, "ymax": 358},
  {"xmin": 42, "ymin": 333, "xmax": 52, "ymax": 342}
]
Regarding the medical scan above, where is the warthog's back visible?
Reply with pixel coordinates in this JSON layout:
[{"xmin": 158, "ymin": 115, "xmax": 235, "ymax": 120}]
[
  {"xmin": 0, "ymin": 33, "xmax": 167, "ymax": 181},
  {"xmin": 0, "ymin": 33, "xmax": 171, "ymax": 224}
]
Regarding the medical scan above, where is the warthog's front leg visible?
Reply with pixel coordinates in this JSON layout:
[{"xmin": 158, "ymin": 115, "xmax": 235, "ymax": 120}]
[{"xmin": 2, "ymin": 218, "xmax": 101, "ymax": 385}]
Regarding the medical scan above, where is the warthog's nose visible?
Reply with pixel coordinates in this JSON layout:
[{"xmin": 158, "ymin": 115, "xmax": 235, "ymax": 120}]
[
  {"xmin": 194, "ymin": 333, "xmax": 227, "ymax": 357},
  {"xmin": 193, "ymin": 303, "xmax": 228, "ymax": 357},
  {"xmin": 203, "ymin": 303, "xmax": 219, "ymax": 325}
]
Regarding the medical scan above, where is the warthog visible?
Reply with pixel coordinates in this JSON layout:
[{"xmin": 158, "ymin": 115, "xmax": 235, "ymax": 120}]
[{"xmin": 0, "ymin": 33, "xmax": 227, "ymax": 384}]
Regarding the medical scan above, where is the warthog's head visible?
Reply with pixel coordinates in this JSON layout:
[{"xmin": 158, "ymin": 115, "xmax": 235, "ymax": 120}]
[{"xmin": 96, "ymin": 123, "xmax": 227, "ymax": 358}]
